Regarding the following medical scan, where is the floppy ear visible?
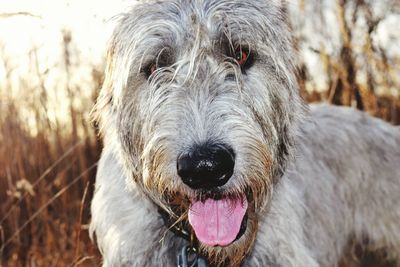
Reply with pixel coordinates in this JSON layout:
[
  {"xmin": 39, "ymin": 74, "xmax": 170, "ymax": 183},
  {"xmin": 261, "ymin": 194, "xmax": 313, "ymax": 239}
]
[{"xmin": 91, "ymin": 44, "xmax": 116, "ymax": 135}]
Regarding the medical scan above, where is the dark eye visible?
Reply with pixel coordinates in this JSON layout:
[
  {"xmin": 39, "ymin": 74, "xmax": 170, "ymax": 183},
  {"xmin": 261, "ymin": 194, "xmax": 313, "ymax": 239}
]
[
  {"xmin": 229, "ymin": 46, "xmax": 255, "ymax": 72},
  {"xmin": 143, "ymin": 48, "xmax": 174, "ymax": 79},
  {"xmin": 235, "ymin": 49, "xmax": 249, "ymax": 66},
  {"xmin": 145, "ymin": 63, "xmax": 158, "ymax": 77}
]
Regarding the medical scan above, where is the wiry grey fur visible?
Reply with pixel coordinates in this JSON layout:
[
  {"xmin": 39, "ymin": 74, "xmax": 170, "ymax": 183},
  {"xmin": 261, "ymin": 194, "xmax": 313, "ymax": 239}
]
[{"xmin": 90, "ymin": 0, "xmax": 400, "ymax": 266}]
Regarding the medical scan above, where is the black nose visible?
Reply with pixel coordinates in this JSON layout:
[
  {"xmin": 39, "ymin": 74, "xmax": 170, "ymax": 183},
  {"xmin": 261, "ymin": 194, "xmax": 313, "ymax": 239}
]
[{"xmin": 177, "ymin": 143, "xmax": 235, "ymax": 190}]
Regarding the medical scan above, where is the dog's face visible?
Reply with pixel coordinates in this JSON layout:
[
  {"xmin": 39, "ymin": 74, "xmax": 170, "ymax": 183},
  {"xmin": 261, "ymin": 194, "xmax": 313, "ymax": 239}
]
[{"xmin": 96, "ymin": 0, "xmax": 304, "ymax": 265}]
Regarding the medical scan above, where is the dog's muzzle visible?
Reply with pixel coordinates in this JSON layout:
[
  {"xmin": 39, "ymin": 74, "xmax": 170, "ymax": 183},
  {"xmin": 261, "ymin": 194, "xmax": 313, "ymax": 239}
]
[{"xmin": 174, "ymin": 142, "xmax": 248, "ymax": 247}]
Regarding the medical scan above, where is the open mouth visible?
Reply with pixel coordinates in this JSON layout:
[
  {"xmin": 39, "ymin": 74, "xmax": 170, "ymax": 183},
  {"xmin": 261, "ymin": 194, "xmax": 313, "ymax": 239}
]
[{"xmin": 188, "ymin": 194, "xmax": 248, "ymax": 247}]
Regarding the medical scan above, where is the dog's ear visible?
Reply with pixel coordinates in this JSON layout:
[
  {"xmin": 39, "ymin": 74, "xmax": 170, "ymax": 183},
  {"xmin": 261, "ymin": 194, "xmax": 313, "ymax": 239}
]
[{"xmin": 91, "ymin": 43, "xmax": 116, "ymax": 135}]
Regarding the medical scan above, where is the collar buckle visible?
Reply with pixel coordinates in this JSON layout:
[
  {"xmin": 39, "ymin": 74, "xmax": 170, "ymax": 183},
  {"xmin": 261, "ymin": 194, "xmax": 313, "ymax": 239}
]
[{"xmin": 177, "ymin": 244, "xmax": 208, "ymax": 267}]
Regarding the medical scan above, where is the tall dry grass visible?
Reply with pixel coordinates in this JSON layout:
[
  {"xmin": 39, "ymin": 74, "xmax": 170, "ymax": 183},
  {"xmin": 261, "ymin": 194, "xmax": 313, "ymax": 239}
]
[
  {"xmin": 0, "ymin": 31, "xmax": 102, "ymax": 266},
  {"xmin": 0, "ymin": 2, "xmax": 399, "ymax": 266}
]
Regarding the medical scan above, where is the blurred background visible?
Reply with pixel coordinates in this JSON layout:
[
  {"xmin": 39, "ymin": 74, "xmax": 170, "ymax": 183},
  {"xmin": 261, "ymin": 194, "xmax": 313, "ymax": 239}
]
[{"xmin": 0, "ymin": 0, "xmax": 399, "ymax": 266}]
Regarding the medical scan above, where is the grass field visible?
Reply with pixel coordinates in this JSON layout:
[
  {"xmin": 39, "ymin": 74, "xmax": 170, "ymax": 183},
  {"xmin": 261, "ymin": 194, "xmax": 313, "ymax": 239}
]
[{"xmin": 0, "ymin": 35, "xmax": 103, "ymax": 265}]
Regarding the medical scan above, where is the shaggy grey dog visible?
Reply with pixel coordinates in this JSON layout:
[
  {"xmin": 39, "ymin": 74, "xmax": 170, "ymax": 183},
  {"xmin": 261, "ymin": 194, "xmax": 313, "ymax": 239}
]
[{"xmin": 90, "ymin": 0, "xmax": 400, "ymax": 266}]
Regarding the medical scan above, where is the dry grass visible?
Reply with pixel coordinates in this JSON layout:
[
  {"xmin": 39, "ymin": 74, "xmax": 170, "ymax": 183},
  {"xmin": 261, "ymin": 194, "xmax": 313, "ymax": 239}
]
[
  {"xmin": 0, "ymin": 113, "xmax": 102, "ymax": 267},
  {"xmin": 0, "ymin": 32, "xmax": 103, "ymax": 266}
]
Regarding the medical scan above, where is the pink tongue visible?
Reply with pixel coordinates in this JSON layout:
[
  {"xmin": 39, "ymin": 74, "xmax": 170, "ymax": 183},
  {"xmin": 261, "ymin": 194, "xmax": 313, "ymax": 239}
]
[{"xmin": 188, "ymin": 196, "xmax": 247, "ymax": 246}]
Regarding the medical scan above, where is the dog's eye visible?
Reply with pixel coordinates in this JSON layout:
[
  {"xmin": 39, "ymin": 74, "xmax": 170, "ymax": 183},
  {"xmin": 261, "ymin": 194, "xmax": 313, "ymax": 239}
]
[
  {"xmin": 144, "ymin": 61, "xmax": 167, "ymax": 79},
  {"xmin": 146, "ymin": 63, "xmax": 158, "ymax": 77},
  {"xmin": 229, "ymin": 47, "xmax": 254, "ymax": 72},
  {"xmin": 235, "ymin": 50, "xmax": 249, "ymax": 66},
  {"xmin": 143, "ymin": 48, "xmax": 174, "ymax": 79}
]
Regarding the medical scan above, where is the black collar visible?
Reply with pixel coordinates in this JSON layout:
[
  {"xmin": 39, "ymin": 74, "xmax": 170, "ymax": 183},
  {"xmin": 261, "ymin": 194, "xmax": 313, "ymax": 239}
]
[
  {"xmin": 158, "ymin": 207, "xmax": 192, "ymax": 241},
  {"xmin": 158, "ymin": 207, "xmax": 210, "ymax": 267}
]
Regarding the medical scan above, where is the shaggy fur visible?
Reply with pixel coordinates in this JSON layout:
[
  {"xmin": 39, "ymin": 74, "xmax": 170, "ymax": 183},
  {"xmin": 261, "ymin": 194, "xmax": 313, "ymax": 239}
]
[{"xmin": 90, "ymin": 0, "xmax": 400, "ymax": 266}]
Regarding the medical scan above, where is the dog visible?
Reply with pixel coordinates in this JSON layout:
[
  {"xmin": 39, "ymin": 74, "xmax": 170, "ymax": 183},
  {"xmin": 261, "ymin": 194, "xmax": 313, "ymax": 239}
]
[{"xmin": 90, "ymin": 0, "xmax": 400, "ymax": 266}]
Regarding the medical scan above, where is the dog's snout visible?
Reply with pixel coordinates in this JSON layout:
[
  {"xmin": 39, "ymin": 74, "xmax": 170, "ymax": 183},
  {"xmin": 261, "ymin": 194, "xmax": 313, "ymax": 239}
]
[{"xmin": 177, "ymin": 143, "xmax": 235, "ymax": 190}]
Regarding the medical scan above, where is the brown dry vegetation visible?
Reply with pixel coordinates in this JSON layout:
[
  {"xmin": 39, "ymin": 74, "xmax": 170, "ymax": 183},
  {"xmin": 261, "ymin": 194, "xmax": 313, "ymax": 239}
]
[
  {"xmin": 0, "ymin": 1, "xmax": 399, "ymax": 266},
  {"xmin": 0, "ymin": 31, "xmax": 103, "ymax": 266}
]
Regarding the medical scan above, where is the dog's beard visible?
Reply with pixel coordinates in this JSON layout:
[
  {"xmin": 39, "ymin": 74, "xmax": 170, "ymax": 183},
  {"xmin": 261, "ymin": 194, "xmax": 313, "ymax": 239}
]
[
  {"xmin": 130, "ymin": 149, "xmax": 275, "ymax": 266},
  {"xmin": 121, "ymin": 115, "xmax": 279, "ymax": 266},
  {"xmin": 146, "ymin": 183, "xmax": 272, "ymax": 267}
]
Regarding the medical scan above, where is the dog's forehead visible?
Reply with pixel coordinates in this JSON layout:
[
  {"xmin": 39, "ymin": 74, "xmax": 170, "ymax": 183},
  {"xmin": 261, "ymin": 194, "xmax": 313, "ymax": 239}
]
[{"xmin": 124, "ymin": 0, "xmax": 282, "ymax": 46}]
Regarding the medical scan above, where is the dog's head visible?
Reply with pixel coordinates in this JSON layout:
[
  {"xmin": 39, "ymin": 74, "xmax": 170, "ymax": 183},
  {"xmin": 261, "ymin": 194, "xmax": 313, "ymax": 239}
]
[{"xmin": 94, "ymin": 0, "xmax": 304, "ymax": 265}]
